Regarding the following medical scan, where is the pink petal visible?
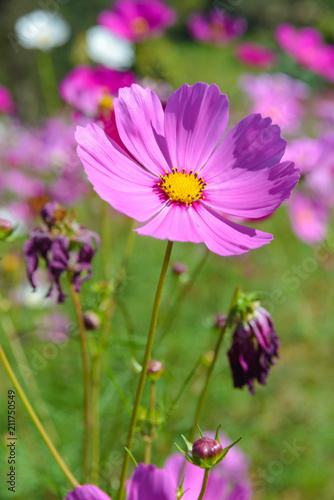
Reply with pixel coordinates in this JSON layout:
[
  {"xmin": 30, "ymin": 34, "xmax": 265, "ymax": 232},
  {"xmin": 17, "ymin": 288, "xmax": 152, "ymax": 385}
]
[
  {"xmin": 135, "ymin": 203, "xmax": 203, "ymax": 243},
  {"xmin": 201, "ymin": 113, "xmax": 299, "ymax": 218},
  {"xmin": 192, "ymin": 204, "xmax": 272, "ymax": 256},
  {"xmin": 114, "ymin": 84, "xmax": 170, "ymax": 175},
  {"xmin": 164, "ymin": 83, "xmax": 229, "ymax": 172},
  {"xmin": 75, "ymin": 123, "xmax": 166, "ymax": 222}
]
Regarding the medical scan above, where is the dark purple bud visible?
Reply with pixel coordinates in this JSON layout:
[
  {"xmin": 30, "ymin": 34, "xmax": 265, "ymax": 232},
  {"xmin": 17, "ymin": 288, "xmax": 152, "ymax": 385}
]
[
  {"xmin": 147, "ymin": 360, "xmax": 164, "ymax": 380},
  {"xmin": 227, "ymin": 306, "xmax": 279, "ymax": 395},
  {"xmin": 192, "ymin": 437, "xmax": 223, "ymax": 466},
  {"xmin": 83, "ymin": 311, "xmax": 101, "ymax": 331},
  {"xmin": 171, "ymin": 261, "xmax": 188, "ymax": 275}
]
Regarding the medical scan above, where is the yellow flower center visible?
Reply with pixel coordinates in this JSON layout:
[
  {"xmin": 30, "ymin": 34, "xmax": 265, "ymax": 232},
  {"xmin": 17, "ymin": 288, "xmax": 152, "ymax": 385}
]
[
  {"xmin": 131, "ymin": 16, "xmax": 150, "ymax": 36},
  {"xmin": 99, "ymin": 92, "xmax": 114, "ymax": 112},
  {"xmin": 158, "ymin": 168, "xmax": 207, "ymax": 206}
]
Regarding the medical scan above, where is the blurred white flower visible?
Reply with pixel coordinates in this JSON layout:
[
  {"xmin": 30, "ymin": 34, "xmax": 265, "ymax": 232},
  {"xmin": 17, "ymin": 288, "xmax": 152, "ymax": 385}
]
[
  {"xmin": 14, "ymin": 10, "xmax": 70, "ymax": 51},
  {"xmin": 86, "ymin": 25, "xmax": 135, "ymax": 70}
]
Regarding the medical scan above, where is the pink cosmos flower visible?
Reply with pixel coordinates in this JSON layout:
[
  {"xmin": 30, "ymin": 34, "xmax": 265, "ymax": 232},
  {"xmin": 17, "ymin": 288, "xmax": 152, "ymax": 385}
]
[
  {"xmin": 239, "ymin": 73, "xmax": 309, "ymax": 134},
  {"xmin": 75, "ymin": 82, "xmax": 299, "ymax": 257},
  {"xmin": 236, "ymin": 42, "xmax": 277, "ymax": 69},
  {"xmin": 284, "ymin": 137, "xmax": 323, "ymax": 175},
  {"xmin": 188, "ymin": 8, "xmax": 247, "ymax": 45},
  {"xmin": 60, "ymin": 65, "xmax": 136, "ymax": 117},
  {"xmin": 98, "ymin": 0, "xmax": 176, "ymax": 43},
  {"xmin": 276, "ymin": 24, "xmax": 334, "ymax": 82},
  {"xmin": 64, "ymin": 484, "xmax": 111, "ymax": 499},
  {"xmin": 0, "ymin": 85, "xmax": 15, "ymax": 114},
  {"xmin": 288, "ymin": 192, "xmax": 328, "ymax": 244}
]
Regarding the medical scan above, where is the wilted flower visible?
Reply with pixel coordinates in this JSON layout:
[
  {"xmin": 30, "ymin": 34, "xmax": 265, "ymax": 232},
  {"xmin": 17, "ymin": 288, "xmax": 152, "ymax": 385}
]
[
  {"xmin": 98, "ymin": 0, "xmax": 176, "ymax": 42},
  {"xmin": 76, "ymin": 82, "xmax": 299, "ymax": 257},
  {"xmin": 188, "ymin": 8, "xmax": 247, "ymax": 45},
  {"xmin": 24, "ymin": 202, "xmax": 100, "ymax": 303},
  {"xmin": 236, "ymin": 42, "xmax": 277, "ymax": 69},
  {"xmin": 86, "ymin": 26, "xmax": 135, "ymax": 70},
  {"xmin": 276, "ymin": 24, "xmax": 334, "ymax": 82},
  {"xmin": 14, "ymin": 10, "xmax": 70, "ymax": 51},
  {"xmin": 64, "ymin": 484, "xmax": 111, "ymax": 500},
  {"xmin": 0, "ymin": 85, "xmax": 15, "ymax": 115},
  {"xmin": 240, "ymin": 73, "xmax": 309, "ymax": 134},
  {"xmin": 227, "ymin": 300, "xmax": 279, "ymax": 395}
]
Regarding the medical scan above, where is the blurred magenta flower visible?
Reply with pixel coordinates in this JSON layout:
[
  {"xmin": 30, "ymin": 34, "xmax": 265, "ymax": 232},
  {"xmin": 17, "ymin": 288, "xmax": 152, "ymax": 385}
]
[
  {"xmin": 0, "ymin": 85, "xmax": 15, "ymax": 114},
  {"xmin": 14, "ymin": 10, "xmax": 70, "ymax": 51},
  {"xmin": 98, "ymin": 0, "xmax": 176, "ymax": 42},
  {"xmin": 24, "ymin": 202, "xmax": 100, "ymax": 303},
  {"xmin": 284, "ymin": 137, "xmax": 323, "ymax": 175},
  {"xmin": 165, "ymin": 431, "xmax": 251, "ymax": 499},
  {"xmin": 64, "ymin": 484, "xmax": 111, "ymax": 499},
  {"xmin": 228, "ymin": 305, "xmax": 279, "ymax": 394},
  {"xmin": 239, "ymin": 73, "xmax": 309, "ymax": 134},
  {"xmin": 36, "ymin": 313, "xmax": 72, "ymax": 343},
  {"xmin": 288, "ymin": 192, "xmax": 328, "ymax": 244},
  {"xmin": 76, "ymin": 82, "xmax": 299, "ymax": 257},
  {"xmin": 127, "ymin": 463, "xmax": 175, "ymax": 499},
  {"xmin": 236, "ymin": 42, "xmax": 277, "ymax": 69},
  {"xmin": 60, "ymin": 65, "xmax": 136, "ymax": 117},
  {"xmin": 188, "ymin": 8, "xmax": 247, "ymax": 45},
  {"xmin": 276, "ymin": 24, "xmax": 334, "ymax": 82}
]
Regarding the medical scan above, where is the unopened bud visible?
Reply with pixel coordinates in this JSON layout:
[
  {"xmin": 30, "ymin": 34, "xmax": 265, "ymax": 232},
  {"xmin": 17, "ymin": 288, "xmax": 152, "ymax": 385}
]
[
  {"xmin": 214, "ymin": 313, "xmax": 227, "ymax": 329},
  {"xmin": 147, "ymin": 359, "xmax": 164, "ymax": 380},
  {"xmin": 0, "ymin": 219, "xmax": 14, "ymax": 240},
  {"xmin": 171, "ymin": 261, "xmax": 188, "ymax": 275},
  {"xmin": 83, "ymin": 310, "xmax": 101, "ymax": 330},
  {"xmin": 192, "ymin": 437, "xmax": 223, "ymax": 467}
]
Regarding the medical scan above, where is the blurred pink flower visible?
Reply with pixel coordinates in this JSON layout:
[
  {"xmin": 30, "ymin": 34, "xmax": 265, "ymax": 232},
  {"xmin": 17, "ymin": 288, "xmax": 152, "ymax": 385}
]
[
  {"xmin": 236, "ymin": 42, "xmax": 277, "ymax": 69},
  {"xmin": 284, "ymin": 137, "xmax": 323, "ymax": 175},
  {"xmin": 36, "ymin": 313, "xmax": 72, "ymax": 343},
  {"xmin": 65, "ymin": 484, "xmax": 111, "ymax": 500},
  {"xmin": 288, "ymin": 192, "xmax": 328, "ymax": 244},
  {"xmin": 98, "ymin": 0, "xmax": 176, "ymax": 42},
  {"xmin": 0, "ymin": 85, "xmax": 15, "ymax": 114},
  {"xmin": 188, "ymin": 8, "xmax": 247, "ymax": 45},
  {"xmin": 239, "ymin": 73, "xmax": 309, "ymax": 134},
  {"xmin": 76, "ymin": 82, "xmax": 299, "ymax": 257},
  {"xmin": 276, "ymin": 24, "xmax": 334, "ymax": 81}
]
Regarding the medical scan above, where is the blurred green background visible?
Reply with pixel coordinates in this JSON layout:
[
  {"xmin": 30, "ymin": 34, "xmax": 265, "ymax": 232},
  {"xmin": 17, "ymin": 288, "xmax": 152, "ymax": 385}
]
[{"xmin": 1, "ymin": 1, "xmax": 334, "ymax": 499}]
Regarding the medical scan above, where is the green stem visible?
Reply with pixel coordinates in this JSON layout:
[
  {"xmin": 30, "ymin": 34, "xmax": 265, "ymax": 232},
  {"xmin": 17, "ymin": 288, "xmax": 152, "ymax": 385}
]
[
  {"xmin": 0, "ymin": 344, "xmax": 79, "ymax": 488},
  {"xmin": 197, "ymin": 469, "xmax": 210, "ymax": 500},
  {"xmin": 35, "ymin": 50, "xmax": 60, "ymax": 114},
  {"xmin": 117, "ymin": 240, "xmax": 174, "ymax": 500},
  {"xmin": 144, "ymin": 380, "xmax": 156, "ymax": 464},
  {"xmin": 159, "ymin": 248, "xmax": 209, "ymax": 340},
  {"xmin": 91, "ymin": 355, "xmax": 101, "ymax": 485},
  {"xmin": 189, "ymin": 286, "xmax": 240, "ymax": 443},
  {"xmin": 68, "ymin": 279, "xmax": 91, "ymax": 482}
]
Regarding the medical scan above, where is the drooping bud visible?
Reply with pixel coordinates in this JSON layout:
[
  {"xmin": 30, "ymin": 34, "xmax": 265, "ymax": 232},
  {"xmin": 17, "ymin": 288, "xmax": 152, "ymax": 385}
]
[
  {"xmin": 192, "ymin": 437, "xmax": 223, "ymax": 467},
  {"xmin": 0, "ymin": 219, "xmax": 15, "ymax": 240},
  {"xmin": 147, "ymin": 359, "xmax": 164, "ymax": 381},
  {"xmin": 83, "ymin": 310, "xmax": 101, "ymax": 331}
]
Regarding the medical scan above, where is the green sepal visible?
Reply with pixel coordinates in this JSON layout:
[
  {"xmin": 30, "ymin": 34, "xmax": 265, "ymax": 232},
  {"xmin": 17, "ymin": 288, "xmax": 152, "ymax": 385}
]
[
  {"xmin": 181, "ymin": 434, "xmax": 193, "ymax": 452},
  {"xmin": 196, "ymin": 424, "xmax": 204, "ymax": 439}
]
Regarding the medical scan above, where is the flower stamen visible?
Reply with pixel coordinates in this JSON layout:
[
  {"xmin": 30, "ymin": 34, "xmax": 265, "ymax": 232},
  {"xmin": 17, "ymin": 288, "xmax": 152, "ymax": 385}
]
[{"xmin": 158, "ymin": 167, "xmax": 207, "ymax": 206}]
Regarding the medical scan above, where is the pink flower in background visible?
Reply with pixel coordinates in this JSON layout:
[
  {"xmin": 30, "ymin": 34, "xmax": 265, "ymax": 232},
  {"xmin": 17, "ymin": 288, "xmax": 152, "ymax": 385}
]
[
  {"xmin": 76, "ymin": 82, "xmax": 299, "ymax": 257},
  {"xmin": 284, "ymin": 137, "xmax": 323, "ymax": 175},
  {"xmin": 127, "ymin": 463, "xmax": 175, "ymax": 499},
  {"xmin": 0, "ymin": 85, "xmax": 15, "ymax": 114},
  {"xmin": 276, "ymin": 24, "xmax": 334, "ymax": 81},
  {"xmin": 98, "ymin": 0, "xmax": 176, "ymax": 42},
  {"xmin": 36, "ymin": 313, "xmax": 72, "ymax": 343},
  {"xmin": 239, "ymin": 73, "xmax": 309, "ymax": 134},
  {"xmin": 64, "ymin": 484, "xmax": 111, "ymax": 499},
  {"xmin": 188, "ymin": 8, "xmax": 247, "ymax": 45},
  {"xmin": 288, "ymin": 192, "xmax": 328, "ymax": 244},
  {"xmin": 60, "ymin": 65, "xmax": 136, "ymax": 117},
  {"xmin": 236, "ymin": 42, "xmax": 277, "ymax": 69}
]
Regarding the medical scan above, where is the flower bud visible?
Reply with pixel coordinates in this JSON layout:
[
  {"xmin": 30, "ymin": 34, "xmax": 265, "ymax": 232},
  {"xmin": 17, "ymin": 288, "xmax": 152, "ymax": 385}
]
[
  {"xmin": 192, "ymin": 437, "xmax": 223, "ymax": 467},
  {"xmin": 171, "ymin": 261, "xmax": 188, "ymax": 275},
  {"xmin": 83, "ymin": 310, "xmax": 101, "ymax": 331},
  {"xmin": 0, "ymin": 219, "xmax": 14, "ymax": 240},
  {"xmin": 214, "ymin": 313, "xmax": 227, "ymax": 329},
  {"xmin": 147, "ymin": 359, "xmax": 164, "ymax": 380}
]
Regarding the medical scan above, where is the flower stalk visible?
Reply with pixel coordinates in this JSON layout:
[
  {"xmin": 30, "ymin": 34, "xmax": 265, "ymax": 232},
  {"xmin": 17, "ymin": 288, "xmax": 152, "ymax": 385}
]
[
  {"xmin": 0, "ymin": 344, "xmax": 79, "ymax": 488},
  {"xmin": 197, "ymin": 469, "xmax": 210, "ymax": 500},
  {"xmin": 117, "ymin": 240, "xmax": 173, "ymax": 500}
]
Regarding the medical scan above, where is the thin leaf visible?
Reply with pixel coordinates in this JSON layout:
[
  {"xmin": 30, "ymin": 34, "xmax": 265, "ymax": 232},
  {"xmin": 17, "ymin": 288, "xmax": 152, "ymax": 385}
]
[{"xmin": 105, "ymin": 366, "xmax": 131, "ymax": 416}]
